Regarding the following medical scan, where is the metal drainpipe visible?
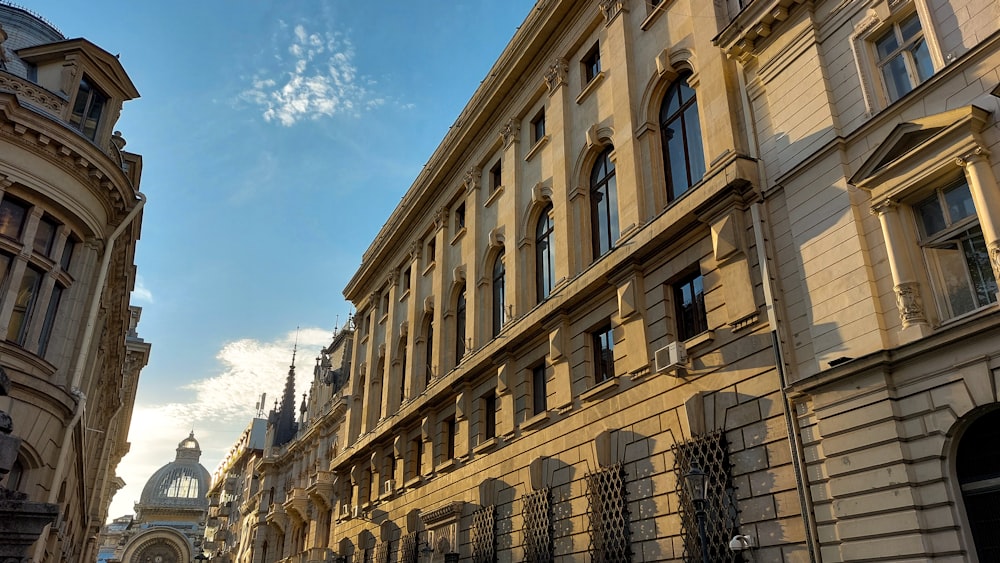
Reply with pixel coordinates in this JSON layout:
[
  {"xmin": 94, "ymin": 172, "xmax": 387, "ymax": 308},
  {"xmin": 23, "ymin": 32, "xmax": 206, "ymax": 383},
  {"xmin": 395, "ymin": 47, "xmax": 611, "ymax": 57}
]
[
  {"xmin": 33, "ymin": 192, "xmax": 145, "ymax": 562},
  {"xmin": 736, "ymin": 62, "xmax": 820, "ymax": 561}
]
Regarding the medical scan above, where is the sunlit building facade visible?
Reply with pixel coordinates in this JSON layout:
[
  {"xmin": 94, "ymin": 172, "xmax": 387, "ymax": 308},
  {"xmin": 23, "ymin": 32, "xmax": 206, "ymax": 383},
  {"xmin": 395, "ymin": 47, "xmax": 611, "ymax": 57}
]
[
  {"xmin": 216, "ymin": 0, "xmax": 1000, "ymax": 560},
  {"xmin": 0, "ymin": 3, "xmax": 148, "ymax": 562}
]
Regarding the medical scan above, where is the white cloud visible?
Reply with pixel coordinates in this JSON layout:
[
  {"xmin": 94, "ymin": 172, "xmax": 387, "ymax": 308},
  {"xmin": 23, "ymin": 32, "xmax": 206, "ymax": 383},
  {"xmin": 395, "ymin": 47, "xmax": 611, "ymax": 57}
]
[
  {"xmin": 132, "ymin": 275, "xmax": 153, "ymax": 304},
  {"xmin": 241, "ymin": 23, "xmax": 384, "ymax": 126},
  {"xmin": 106, "ymin": 327, "xmax": 334, "ymax": 520}
]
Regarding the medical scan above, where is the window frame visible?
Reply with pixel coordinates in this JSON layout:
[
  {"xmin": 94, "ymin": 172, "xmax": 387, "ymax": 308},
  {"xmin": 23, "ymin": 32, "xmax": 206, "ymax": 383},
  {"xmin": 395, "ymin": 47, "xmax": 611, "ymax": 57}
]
[
  {"xmin": 582, "ymin": 42, "xmax": 601, "ymax": 84},
  {"xmin": 590, "ymin": 146, "xmax": 620, "ymax": 259},
  {"xmin": 659, "ymin": 71, "xmax": 706, "ymax": 202},
  {"xmin": 68, "ymin": 76, "xmax": 108, "ymax": 141},
  {"xmin": 535, "ymin": 204, "xmax": 556, "ymax": 303},
  {"xmin": 491, "ymin": 250, "xmax": 506, "ymax": 337},
  {"xmin": 454, "ymin": 286, "xmax": 467, "ymax": 364},
  {"xmin": 673, "ymin": 269, "xmax": 708, "ymax": 342},
  {"xmin": 531, "ymin": 107, "xmax": 546, "ymax": 145},
  {"xmin": 591, "ymin": 324, "xmax": 615, "ymax": 385},
  {"xmin": 531, "ymin": 363, "xmax": 548, "ymax": 416},
  {"xmin": 872, "ymin": 10, "xmax": 934, "ymax": 104}
]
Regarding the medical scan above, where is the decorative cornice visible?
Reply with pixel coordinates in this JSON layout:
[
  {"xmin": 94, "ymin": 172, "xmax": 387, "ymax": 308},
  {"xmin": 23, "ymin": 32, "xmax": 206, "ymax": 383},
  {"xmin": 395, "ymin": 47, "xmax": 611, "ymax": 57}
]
[
  {"xmin": 421, "ymin": 501, "xmax": 464, "ymax": 525},
  {"xmin": 0, "ymin": 73, "xmax": 65, "ymax": 114}
]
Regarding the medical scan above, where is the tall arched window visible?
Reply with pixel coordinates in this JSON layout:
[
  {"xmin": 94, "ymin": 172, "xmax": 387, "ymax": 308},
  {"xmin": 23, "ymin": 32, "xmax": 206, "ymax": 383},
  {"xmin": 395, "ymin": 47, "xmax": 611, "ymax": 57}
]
[
  {"xmin": 535, "ymin": 204, "xmax": 555, "ymax": 302},
  {"xmin": 398, "ymin": 337, "xmax": 407, "ymax": 406},
  {"xmin": 455, "ymin": 287, "xmax": 467, "ymax": 364},
  {"xmin": 492, "ymin": 251, "xmax": 506, "ymax": 337},
  {"xmin": 590, "ymin": 146, "xmax": 619, "ymax": 258},
  {"xmin": 957, "ymin": 408, "xmax": 1000, "ymax": 561},
  {"xmin": 660, "ymin": 71, "xmax": 706, "ymax": 202}
]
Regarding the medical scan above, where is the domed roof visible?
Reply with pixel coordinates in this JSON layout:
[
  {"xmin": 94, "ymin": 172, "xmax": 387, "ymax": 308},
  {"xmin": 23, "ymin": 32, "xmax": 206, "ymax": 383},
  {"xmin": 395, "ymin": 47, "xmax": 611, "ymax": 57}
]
[{"xmin": 138, "ymin": 432, "xmax": 211, "ymax": 510}]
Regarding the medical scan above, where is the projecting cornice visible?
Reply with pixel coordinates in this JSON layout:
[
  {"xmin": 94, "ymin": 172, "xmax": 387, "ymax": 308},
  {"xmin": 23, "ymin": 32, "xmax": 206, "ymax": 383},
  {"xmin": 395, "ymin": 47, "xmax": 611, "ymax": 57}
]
[{"xmin": 715, "ymin": 0, "xmax": 811, "ymax": 64}]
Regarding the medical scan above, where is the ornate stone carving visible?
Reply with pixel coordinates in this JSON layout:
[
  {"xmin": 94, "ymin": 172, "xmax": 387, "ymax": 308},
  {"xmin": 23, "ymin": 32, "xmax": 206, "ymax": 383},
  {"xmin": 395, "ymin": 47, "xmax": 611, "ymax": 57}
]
[
  {"xmin": 989, "ymin": 241, "xmax": 1000, "ymax": 282},
  {"xmin": 463, "ymin": 166, "xmax": 481, "ymax": 191},
  {"xmin": 894, "ymin": 282, "xmax": 926, "ymax": 328},
  {"xmin": 599, "ymin": 0, "xmax": 627, "ymax": 23},
  {"xmin": 544, "ymin": 58, "xmax": 568, "ymax": 94},
  {"xmin": 0, "ymin": 74, "xmax": 65, "ymax": 114},
  {"xmin": 500, "ymin": 118, "xmax": 520, "ymax": 148}
]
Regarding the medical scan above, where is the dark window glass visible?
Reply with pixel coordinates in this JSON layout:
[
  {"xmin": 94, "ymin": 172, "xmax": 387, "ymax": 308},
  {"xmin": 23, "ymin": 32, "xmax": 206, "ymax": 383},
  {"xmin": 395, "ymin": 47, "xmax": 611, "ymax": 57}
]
[
  {"xmin": 492, "ymin": 251, "xmax": 505, "ymax": 337},
  {"xmin": 9, "ymin": 266, "xmax": 42, "ymax": 346},
  {"xmin": 483, "ymin": 393, "xmax": 496, "ymax": 440},
  {"xmin": 875, "ymin": 12, "xmax": 934, "ymax": 102},
  {"xmin": 445, "ymin": 417, "xmax": 456, "ymax": 460},
  {"xmin": 402, "ymin": 267, "xmax": 411, "ymax": 290},
  {"xmin": 455, "ymin": 288, "xmax": 467, "ymax": 363},
  {"xmin": 428, "ymin": 238, "xmax": 436, "ymax": 263},
  {"xmin": 38, "ymin": 284, "xmax": 63, "ymax": 357},
  {"xmin": 590, "ymin": 146, "xmax": 620, "ymax": 258},
  {"xmin": 535, "ymin": 204, "xmax": 555, "ymax": 302},
  {"xmin": 425, "ymin": 318, "xmax": 434, "ymax": 386},
  {"xmin": 532, "ymin": 108, "xmax": 546, "ymax": 144},
  {"xmin": 60, "ymin": 238, "xmax": 76, "ymax": 271},
  {"xmin": 490, "ymin": 160, "xmax": 502, "ymax": 193},
  {"xmin": 399, "ymin": 340, "xmax": 407, "ymax": 405},
  {"xmin": 660, "ymin": 72, "xmax": 706, "ymax": 201},
  {"xmin": 674, "ymin": 271, "xmax": 708, "ymax": 341},
  {"xmin": 69, "ymin": 77, "xmax": 107, "ymax": 141},
  {"xmin": 455, "ymin": 202, "xmax": 466, "ymax": 230},
  {"xmin": 33, "ymin": 217, "xmax": 57, "ymax": 257},
  {"xmin": 583, "ymin": 43, "xmax": 601, "ymax": 83},
  {"xmin": 592, "ymin": 325, "xmax": 615, "ymax": 384},
  {"xmin": 532, "ymin": 364, "xmax": 547, "ymax": 416},
  {"xmin": 0, "ymin": 198, "xmax": 28, "ymax": 241}
]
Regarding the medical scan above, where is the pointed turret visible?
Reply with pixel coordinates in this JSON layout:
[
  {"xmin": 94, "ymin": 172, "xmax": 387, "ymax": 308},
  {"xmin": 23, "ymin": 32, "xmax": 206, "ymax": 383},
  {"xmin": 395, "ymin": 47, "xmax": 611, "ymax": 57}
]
[{"xmin": 273, "ymin": 347, "xmax": 298, "ymax": 447}]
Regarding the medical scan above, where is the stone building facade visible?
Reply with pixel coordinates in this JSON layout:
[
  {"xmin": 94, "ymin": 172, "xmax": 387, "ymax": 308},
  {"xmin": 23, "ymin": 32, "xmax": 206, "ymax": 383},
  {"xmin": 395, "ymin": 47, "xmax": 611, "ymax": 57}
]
[
  {"xmin": 0, "ymin": 3, "xmax": 149, "ymax": 562},
  {"xmin": 204, "ymin": 418, "xmax": 267, "ymax": 563},
  {"xmin": 215, "ymin": 0, "xmax": 1000, "ymax": 561}
]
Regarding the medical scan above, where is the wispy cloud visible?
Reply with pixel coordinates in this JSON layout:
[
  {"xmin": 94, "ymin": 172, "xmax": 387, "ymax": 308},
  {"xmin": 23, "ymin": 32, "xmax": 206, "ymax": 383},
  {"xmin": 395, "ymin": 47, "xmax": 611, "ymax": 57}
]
[
  {"xmin": 107, "ymin": 327, "xmax": 335, "ymax": 518},
  {"xmin": 132, "ymin": 275, "xmax": 153, "ymax": 304},
  {"xmin": 241, "ymin": 23, "xmax": 384, "ymax": 126}
]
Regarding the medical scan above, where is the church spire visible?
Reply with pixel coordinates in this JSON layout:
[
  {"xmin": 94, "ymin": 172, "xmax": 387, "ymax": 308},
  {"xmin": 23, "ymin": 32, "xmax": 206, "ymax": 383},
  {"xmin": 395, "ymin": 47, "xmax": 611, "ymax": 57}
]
[{"xmin": 274, "ymin": 340, "xmax": 298, "ymax": 446}]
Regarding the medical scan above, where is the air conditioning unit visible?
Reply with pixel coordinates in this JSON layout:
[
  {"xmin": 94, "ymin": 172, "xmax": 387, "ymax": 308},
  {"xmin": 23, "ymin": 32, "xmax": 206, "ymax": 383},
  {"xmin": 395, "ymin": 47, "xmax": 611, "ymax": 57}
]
[
  {"xmin": 352, "ymin": 506, "xmax": 360, "ymax": 519},
  {"xmin": 340, "ymin": 504, "xmax": 351, "ymax": 518},
  {"xmin": 384, "ymin": 479, "xmax": 395, "ymax": 495},
  {"xmin": 654, "ymin": 341, "xmax": 688, "ymax": 373}
]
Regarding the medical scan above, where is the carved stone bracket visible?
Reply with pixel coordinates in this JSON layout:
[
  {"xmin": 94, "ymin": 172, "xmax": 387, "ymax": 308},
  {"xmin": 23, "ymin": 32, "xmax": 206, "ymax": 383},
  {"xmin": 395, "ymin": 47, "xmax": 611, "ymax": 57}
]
[
  {"xmin": 894, "ymin": 282, "xmax": 927, "ymax": 328},
  {"xmin": 500, "ymin": 119, "xmax": 520, "ymax": 149},
  {"xmin": 544, "ymin": 58, "xmax": 568, "ymax": 94},
  {"xmin": 462, "ymin": 166, "xmax": 481, "ymax": 192},
  {"xmin": 599, "ymin": 0, "xmax": 627, "ymax": 23}
]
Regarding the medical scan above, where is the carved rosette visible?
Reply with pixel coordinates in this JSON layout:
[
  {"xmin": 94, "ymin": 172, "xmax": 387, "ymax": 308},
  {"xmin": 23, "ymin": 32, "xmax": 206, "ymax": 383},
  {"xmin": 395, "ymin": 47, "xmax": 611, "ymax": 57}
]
[
  {"xmin": 544, "ymin": 58, "xmax": 568, "ymax": 94},
  {"xmin": 894, "ymin": 282, "xmax": 927, "ymax": 328},
  {"xmin": 500, "ymin": 119, "xmax": 520, "ymax": 149}
]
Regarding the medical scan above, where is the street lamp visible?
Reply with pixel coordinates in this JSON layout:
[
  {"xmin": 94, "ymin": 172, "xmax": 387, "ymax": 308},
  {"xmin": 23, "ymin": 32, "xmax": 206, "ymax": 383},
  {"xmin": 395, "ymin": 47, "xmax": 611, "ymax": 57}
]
[{"xmin": 684, "ymin": 464, "xmax": 709, "ymax": 563}]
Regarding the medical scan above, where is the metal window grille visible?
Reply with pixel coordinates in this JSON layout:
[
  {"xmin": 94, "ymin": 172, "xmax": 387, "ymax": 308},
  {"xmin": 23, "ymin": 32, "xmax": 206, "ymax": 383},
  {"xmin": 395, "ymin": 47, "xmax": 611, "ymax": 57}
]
[
  {"xmin": 374, "ymin": 540, "xmax": 392, "ymax": 563},
  {"xmin": 671, "ymin": 430, "xmax": 742, "ymax": 563},
  {"xmin": 362, "ymin": 548, "xmax": 374, "ymax": 563},
  {"xmin": 398, "ymin": 532, "xmax": 418, "ymax": 563},
  {"xmin": 586, "ymin": 463, "xmax": 631, "ymax": 563},
  {"xmin": 472, "ymin": 504, "xmax": 497, "ymax": 563},
  {"xmin": 523, "ymin": 488, "xmax": 553, "ymax": 563}
]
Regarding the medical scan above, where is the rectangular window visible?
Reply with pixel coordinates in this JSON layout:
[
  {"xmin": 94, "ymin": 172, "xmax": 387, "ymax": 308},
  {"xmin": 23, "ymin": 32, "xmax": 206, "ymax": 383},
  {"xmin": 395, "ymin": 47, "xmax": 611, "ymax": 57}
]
[
  {"xmin": 592, "ymin": 325, "xmax": 615, "ymax": 384},
  {"xmin": 444, "ymin": 416, "xmax": 456, "ymax": 460},
  {"xmin": 674, "ymin": 270, "xmax": 708, "ymax": 341},
  {"xmin": 531, "ymin": 364, "xmax": 547, "ymax": 415},
  {"xmin": 60, "ymin": 237, "xmax": 76, "ymax": 271},
  {"xmin": 0, "ymin": 197, "xmax": 28, "ymax": 241},
  {"xmin": 33, "ymin": 217, "xmax": 57, "ymax": 257},
  {"xmin": 531, "ymin": 108, "xmax": 546, "ymax": 144},
  {"xmin": 427, "ymin": 238, "xmax": 436, "ymax": 264},
  {"xmin": 874, "ymin": 11, "xmax": 933, "ymax": 102},
  {"xmin": 410, "ymin": 437, "xmax": 423, "ymax": 479},
  {"xmin": 38, "ymin": 284, "xmax": 63, "ymax": 356},
  {"xmin": 583, "ymin": 42, "xmax": 601, "ymax": 83},
  {"xmin": 490, "ymin": 160, "xmax": 502, "ymax": 193},
  {"xmin": 9, "ymin": 266, "xmax": 42, "ymax": 346},
  {"xmin": 69, "ymin": 77, "xmax": 108, "ymax": 141},
  {"xmin": 916, "ymin": 179, "xmax": 998, "ymax": 318},
  {"xmin": 402, "ymin": 266, "xmax": 411, "ymax": 290},
  {"xmin": 482, "ymin": 392, "xmax": 497, "ymax": 440},
  {"xmin": 455, "ymin": 202, "xmax": 466, "ymax": 230}
]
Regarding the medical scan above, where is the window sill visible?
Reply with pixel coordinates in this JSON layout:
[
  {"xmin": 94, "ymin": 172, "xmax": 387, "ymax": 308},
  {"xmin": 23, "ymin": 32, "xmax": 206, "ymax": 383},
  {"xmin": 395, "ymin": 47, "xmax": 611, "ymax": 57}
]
[
  {"xmin": 473, "ymin": 437, "xmax": 499, "ymax": 455},
  {"xmin": 404, "ymin": 475, "xmax": 423, "ymax": 489},
  {"xmin": 450, "ymin": 227, "xmax": 466, "ymax": 246},
  {"xmin": 379, "ymin": 313, "xmax": 388, "ymax": 325},
  {"xmin": 640, "ymin": 3, "xmax": 666, "ymax": 30},
  {"xmin": 436, "ymin": 459, "xmax": 458, "ymax": 474},
  {"xmin": 484, "ymin": 185, "xmax": 505, "ymax": 208},
  {"xmin": 524, "ymin": 135, "xmax": 550, "ymax": 162},
  {"xmin": 422, "ymin": 261, "xmax": 435, "ymax": 276},
  {"xmin": 580, "ymin": 377, "xmax": 619, "ymax": 403},
  {"xmin": 398, "ymin": 288, "xmax": 410, "ymax": 302},
  {"xmin": 576, "ymin": 71, "xmax": 605, "ymax": 105},
  {"xmin": 684, "ymin": 330, "xmax": 714, "ymax": 352},
  {"xmin": 522, "ymin": 410, "xmax": 550, "ymax": 430}
]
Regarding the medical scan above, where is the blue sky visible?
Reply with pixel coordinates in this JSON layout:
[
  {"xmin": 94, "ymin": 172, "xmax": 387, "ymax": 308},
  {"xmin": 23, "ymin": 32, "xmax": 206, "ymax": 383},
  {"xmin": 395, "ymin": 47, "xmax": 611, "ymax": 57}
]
[{"xmin": 27, "ymin": 0, "xmax": 536, "ymax": 520}]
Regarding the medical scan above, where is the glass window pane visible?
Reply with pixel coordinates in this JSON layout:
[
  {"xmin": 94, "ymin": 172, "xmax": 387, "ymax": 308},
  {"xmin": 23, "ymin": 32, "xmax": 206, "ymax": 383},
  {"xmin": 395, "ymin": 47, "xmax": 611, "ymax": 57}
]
[
  {"xmin": 962, "ymin": 229, "xmax": 998, "ymax": 308},
  {"xmin": 943, "ymin": 181, "xmax": 976, "ymax": 223},
  {"xmin": 927, "ymin": 244, "xmax": 976, "ymax": 317},
  {"xmin": 875, "ymin": 29, "xmax": 900, "ymax": 59},
  {"xmin": 8, "ymin": 267, "xmax": 42, "ymax": 345},
  {"xmin": 882, "ymin": 55, "xmax": 912, "ymax": 101},
  {"xmin": 667, "ymin": 128, "xmax": 689, "ymax": 196},
  {"xmin": 898, "ymin": 12, "xmax": 922, "ymax": 41},
  {"xmin": 684, "ymin": 104, "xmax": 706, "ymax": 184},
  {"xmin": 33, "ymin": 219, "xmax": 56, "ymax": 256},
  {"xmin": 917, "ymin": 194, "xmax": 946, "ymax": 236},
  {"xmin": 0, "ymin": 199, "xmax": 27, "ymax": 240},
  {"xmin": 910, "ymin": 39, "xmax": 934, "ymax": 83}
]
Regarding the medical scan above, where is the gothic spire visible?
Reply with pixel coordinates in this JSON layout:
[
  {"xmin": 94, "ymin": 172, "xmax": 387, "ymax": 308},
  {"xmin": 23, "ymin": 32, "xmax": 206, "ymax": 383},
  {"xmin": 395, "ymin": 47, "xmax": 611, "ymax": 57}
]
[{"xmin": 274, "ymin": 342, "xmax": 298, "ymax": 446}]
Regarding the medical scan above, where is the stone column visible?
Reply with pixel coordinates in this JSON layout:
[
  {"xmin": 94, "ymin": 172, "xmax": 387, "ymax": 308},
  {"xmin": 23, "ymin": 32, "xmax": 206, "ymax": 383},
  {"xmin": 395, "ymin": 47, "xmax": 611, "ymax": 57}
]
[
  {"xmin": 872, "ymin": 199, "xmax": 931, "ymax": 339},
  {"xmin": 957, "ymin": 148, "xmax": 1000, "ymax": 286}
]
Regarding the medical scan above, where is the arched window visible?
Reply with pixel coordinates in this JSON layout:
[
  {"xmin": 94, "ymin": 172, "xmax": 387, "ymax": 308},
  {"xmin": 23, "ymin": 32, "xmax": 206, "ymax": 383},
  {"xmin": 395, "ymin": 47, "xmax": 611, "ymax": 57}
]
[
  {"xmin": 455, "ymin": 287, "xmax": 467, "ymax": 364},
  {"xmin": 660, "ymin": 71, "xmax": 706, "ymax": 202},
  {"xmin": 590, "ymin": 146, "xmax": 619, "ymax": 258},
  {"xmin": 398, "ymin": 338, "xmax": 407, "ymax": 405},
  {"xmin": 535, "ymin": 204, "xmax": 555, "ymax": 302},
  {"xmin": 957, "ymin": 408, "xmax": 1000, "ymax": 561},
  {"xmin": 492, "ymin": 251, "xmax": 506, "ymax": 337}
]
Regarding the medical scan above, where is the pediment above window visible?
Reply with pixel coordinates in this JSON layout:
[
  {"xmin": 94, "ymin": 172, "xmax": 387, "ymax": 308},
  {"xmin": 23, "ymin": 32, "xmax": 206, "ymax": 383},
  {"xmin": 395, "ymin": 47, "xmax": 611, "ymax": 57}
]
[
  {"xmin": 16, "ymin": 38, "xmax": 140, "ymax": 100},
  {"xmin": 850, "ymin": 105, "xmax": 991, "ymax": 201}
]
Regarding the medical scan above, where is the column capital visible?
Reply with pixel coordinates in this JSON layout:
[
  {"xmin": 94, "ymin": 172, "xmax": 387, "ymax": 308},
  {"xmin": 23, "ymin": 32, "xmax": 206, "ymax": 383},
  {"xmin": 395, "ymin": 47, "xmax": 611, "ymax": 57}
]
[
  {"xmin": 870, "ymin": 198, "xmax": 898, "ymax": 215},
  {"xmin": 544, "ymin": 58, "xmax": 568, "ymax": 94},
  {"xmin": 954, "ymin": 146, "xmax": 991, "ymax": 167},
  {"xmin": 500, "ymin": 118, "xmax": 520, "ymax": 149},
  {"xmin": 600, "ymin": 0, "xmax": 628, "ymax": 24}
]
